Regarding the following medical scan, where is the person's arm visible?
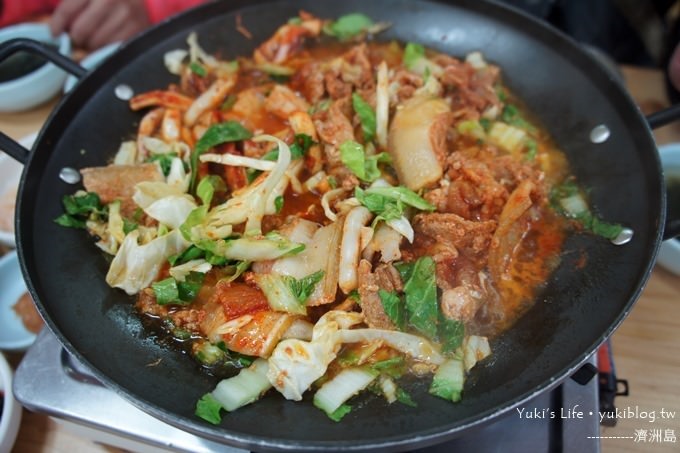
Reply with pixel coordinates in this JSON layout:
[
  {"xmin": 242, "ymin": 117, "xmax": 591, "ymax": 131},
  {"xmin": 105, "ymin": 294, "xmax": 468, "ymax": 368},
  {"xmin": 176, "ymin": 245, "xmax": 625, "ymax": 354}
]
[
  {"xmin": 143, "ymin": 0, "xmax": 206, "ymax": 24},
  {"xmin": 0, "ymin": 0, "xmax": 60, "ymax": 27},
  {"xmin": 49, "ymin": 0, "xmax": 206, "ymax": 51},
  {"xmin": 50, "ymin": 0, "xmax": 152, "ymax": 50}
]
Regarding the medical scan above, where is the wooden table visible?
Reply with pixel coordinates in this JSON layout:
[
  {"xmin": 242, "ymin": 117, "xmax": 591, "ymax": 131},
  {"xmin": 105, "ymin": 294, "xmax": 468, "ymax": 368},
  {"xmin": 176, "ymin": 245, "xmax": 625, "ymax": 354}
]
[{"xmin": 1, "ymin": 66, "xmax": 680, "ymax": 453}]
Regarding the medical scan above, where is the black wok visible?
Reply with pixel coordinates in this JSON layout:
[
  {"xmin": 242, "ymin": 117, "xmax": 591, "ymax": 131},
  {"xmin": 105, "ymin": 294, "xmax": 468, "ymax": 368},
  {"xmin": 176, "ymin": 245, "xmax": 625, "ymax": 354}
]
[{"xmin": 1, "ymin": 0, "xmax": 677, "ymax": 450}]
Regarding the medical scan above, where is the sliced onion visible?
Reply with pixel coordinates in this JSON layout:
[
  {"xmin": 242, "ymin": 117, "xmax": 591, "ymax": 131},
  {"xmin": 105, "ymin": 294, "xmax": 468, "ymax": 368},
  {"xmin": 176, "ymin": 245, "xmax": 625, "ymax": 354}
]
[
  {"xmin": 321, "ymin": 188, "xmax": 347, "ymax": 222},
  {"xmin": 336, "ymin": 328, "xmax": 444, "ymax": 365},
  {"xmin": 376, "ymin": 61, "xmax": 389, "ymax": 149},
  {"xmin": 200, "ymin": 153, "xmax": 276, "ymax": 171}
]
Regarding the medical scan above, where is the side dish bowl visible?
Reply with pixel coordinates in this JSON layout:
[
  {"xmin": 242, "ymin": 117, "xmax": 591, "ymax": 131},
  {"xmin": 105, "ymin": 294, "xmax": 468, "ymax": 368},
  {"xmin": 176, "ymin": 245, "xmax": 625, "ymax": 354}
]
[
  {"xmin": 657, "ymin": 143, "xmax": 680, "ymax": 275},
  {"xmin": 0, "ymin": 0, "xmax": 675, "ymax": 450},
  {"xmin": 0, "ymin": 352, "xmax": 22, "ymax": 453},
  {"xmin": 0, "ymin": 23, "xmax": 70, "ymax": 112},
  {"xmin": 0, "ymin": 251, "xmax": 38, "ymax": 351}
]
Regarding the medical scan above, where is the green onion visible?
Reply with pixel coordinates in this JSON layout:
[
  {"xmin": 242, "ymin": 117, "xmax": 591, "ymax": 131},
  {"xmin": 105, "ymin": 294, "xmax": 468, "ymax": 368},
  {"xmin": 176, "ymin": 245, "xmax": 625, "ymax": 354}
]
[
  {"xmin": 403, "ymin": 42, "xmax": 425, "ymax": 70},
  {"xmin": 324, "ymin": 13, "xmax": 374, "ymax": 40},
  {"xmin": 189, "ymin": 62, "xmax": 207, "ymax": 77}
]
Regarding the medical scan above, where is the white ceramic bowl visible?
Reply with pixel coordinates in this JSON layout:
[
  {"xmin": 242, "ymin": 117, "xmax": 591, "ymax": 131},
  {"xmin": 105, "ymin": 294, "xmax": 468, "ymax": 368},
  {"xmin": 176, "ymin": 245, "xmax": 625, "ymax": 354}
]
[
  {"xmin": 0, "ymin": 23, "xmax": 71, "ymax": 112},
  {"xmin": 0, "ymin": 352, "xmax": 22, "ymax": 453},
  {"xmin": 657, "ymin": 143, "xmax": 680, "ymax": 276},
  {"xmin": 0, "ymin": 251, "xmax": 38, "ymax": 351}
]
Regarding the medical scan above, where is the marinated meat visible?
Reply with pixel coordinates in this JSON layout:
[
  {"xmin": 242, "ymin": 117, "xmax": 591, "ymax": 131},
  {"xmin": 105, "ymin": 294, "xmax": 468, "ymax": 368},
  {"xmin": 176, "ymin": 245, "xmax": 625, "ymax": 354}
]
[{"xmin": 81, "ymin": 163, "xmax": 163, "ymax": 217}]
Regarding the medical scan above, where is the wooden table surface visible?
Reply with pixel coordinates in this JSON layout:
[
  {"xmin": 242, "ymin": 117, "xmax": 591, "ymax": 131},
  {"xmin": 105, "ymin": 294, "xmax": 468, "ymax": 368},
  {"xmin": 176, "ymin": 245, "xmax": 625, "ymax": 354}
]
[{"xmin": 1, "ymin": 66, "xmax": 679, "ymax": 453}]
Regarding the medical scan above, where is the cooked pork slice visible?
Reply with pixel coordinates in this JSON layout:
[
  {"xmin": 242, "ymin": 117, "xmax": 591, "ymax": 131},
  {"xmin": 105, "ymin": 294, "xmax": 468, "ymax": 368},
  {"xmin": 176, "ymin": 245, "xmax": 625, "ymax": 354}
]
[
  {"xmin": 357, "ymin": 260, "xmax": 403, "ymax": 330},
  {"xmin": 313, "ymin": 98, "xmax": 354, "ymax": 167},
  {"xmin": 264, "ymin": 85, "xmax": 311, "ymax": 119},
  {"xmin": 440, "ymin": 285, "xmax": 484, "ymax": 323},
  {"xmin": 413, "ymin": 212, "xmax": 497, "ymax": 263},
  {"xmin": 81, "ymin": 163, "xmax": 163, "ymax": 216}
]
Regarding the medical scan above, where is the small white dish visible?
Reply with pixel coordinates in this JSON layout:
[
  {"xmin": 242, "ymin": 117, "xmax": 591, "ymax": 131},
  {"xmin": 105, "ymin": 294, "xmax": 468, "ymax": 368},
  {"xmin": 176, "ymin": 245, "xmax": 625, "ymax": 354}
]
[
  {"xmin": 64, "ymin": 41, "xmax": 121, "ymax": 93},
  {"xmin": 0, "ymin": 352, "xmax": 22, "ymax": 453},
  {"xmin": 0, "ymin": 133, "xmax": 36, "ymax": 248},
  {"xmin": 0, "ymin": 251, "xmax": 38, "ymax": 351},
  {"xmin": 657, "ymin": 143, "xmax": 680, "ymax": 276},
  {"xmin": 0, "ymin": 23, "xmax": 71, "ymax": 112}
]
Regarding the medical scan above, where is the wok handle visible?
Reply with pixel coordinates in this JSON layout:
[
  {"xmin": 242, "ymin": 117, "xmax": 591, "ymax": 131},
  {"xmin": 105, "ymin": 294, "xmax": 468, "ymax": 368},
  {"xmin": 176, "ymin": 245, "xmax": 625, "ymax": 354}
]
[
  {"xmin": 0, "ymin": 38, "xmax": 86, "ymax": 78},
  {"xmin": 0, "ymin": 38, "xmax": 87, "ymax": 164},
  {"xmin": 663, "ymin": 219, "xmax": 680, "ymax": 240},
  {"xmin": 0, "ymin": 133, "xmax": 30, "ymax": 164},
  {"xmin": 646, "ymin": 103, "xmax": 680, "ymax": 129},
  {"xmin": 645, "ymin": 107, "xmax": 680, "ymax": 239}
]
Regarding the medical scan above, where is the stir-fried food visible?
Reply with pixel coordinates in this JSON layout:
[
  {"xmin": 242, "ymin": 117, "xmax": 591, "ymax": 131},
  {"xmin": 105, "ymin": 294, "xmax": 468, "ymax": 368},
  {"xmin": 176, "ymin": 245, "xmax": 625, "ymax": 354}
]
[{"xmin": 55, "ymin": 12, "xmax": 624, "ymax": 423}]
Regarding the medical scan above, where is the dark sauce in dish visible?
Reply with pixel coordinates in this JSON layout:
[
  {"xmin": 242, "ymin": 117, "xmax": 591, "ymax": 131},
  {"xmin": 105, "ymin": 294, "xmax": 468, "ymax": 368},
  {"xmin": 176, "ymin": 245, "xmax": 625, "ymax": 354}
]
[{"xmin": 0, "ymin": 43, "xmax": 58, "ymax": 83}]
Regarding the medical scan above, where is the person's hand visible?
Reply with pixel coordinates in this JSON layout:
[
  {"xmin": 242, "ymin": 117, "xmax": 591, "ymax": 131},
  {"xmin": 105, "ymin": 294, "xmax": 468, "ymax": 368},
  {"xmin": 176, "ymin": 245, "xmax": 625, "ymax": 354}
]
[{"xmin": 50, "ymin": 0, "xmax": 151, "ymax": 51}]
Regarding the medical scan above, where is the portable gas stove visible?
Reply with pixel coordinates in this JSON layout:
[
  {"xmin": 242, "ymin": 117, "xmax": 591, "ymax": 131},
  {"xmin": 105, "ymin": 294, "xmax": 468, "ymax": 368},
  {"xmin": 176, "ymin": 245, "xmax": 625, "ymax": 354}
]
[{"xmin": 13, "ymin": 328, "xmax": 601, "ymax": 452}]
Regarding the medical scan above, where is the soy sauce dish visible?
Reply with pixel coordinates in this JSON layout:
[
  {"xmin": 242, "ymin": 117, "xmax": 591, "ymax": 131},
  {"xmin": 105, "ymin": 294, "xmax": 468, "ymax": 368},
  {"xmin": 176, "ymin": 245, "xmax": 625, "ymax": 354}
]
[{"xmin": 0, "ymin": 23, "xmax": 70, "ymax": 112}]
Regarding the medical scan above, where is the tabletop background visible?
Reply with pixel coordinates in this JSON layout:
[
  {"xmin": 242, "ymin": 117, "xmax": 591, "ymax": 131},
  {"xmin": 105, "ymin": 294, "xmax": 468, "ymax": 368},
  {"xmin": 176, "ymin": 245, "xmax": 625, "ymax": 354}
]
[{"xmin": 0, "ymin": 65, "xmax": 679, "ymax": 453}]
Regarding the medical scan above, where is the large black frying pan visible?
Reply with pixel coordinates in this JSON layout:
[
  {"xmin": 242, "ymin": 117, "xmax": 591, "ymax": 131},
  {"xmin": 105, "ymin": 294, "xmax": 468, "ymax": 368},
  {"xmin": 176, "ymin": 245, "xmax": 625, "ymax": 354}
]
[{"xmin": 1, "ymin": 0, "xmax": 678, "ymax": 450}]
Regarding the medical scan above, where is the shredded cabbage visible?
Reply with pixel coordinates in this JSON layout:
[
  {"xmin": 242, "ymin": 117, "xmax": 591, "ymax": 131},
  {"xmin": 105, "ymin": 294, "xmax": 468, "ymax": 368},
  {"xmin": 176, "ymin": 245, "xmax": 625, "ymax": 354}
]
[
  {"xmin": 267, "ymin": 311, "xmax": 364, "ymax": 400},
  {"xmin": 144, "ymin": 195, "xmax": 197, "ymax": 230},
  {"xmin": 106, "ymin": 229, "xmax": 190, "ymax": 295},
  {"xmin": 169, "ymin": 259, "xmax": 212, "ymax": 282}
]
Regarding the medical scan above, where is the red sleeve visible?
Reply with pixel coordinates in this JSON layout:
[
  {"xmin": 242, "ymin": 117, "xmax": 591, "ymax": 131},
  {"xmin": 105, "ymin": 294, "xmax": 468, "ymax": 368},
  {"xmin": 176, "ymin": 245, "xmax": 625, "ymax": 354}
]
[
  {"xmin": 143, "ymin": 0, "xmax": 207, "ymax": 24},
  {"xmin": 0, "ymin": 0, "xmax": 60, "ymax": 27}
]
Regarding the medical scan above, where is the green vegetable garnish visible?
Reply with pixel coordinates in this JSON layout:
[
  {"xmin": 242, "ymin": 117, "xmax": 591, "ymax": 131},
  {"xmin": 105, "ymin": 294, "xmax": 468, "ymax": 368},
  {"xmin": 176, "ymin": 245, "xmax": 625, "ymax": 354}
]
[
  {"xmin": 168, "ymin": 245, "xmax": 205, "ymax": 266},
  {"xmin": 501, "ymin": 104, "xmax": 536, "ymax": 132},
  {"xmin": 262, "ymin": 133, "xmax": 314, "ymax": 162},
  {"xmin": 355, "ymin": 185, "xmax": 434, "ymax": 225},
  {"xmin": 352, "ymin": 92, "xmax": 376, "ymax": 142},
  {"xmin": 324, "ymin": 13, "xmax": 374, "ymax": 40},
  {"xmin": 429, "ymin": 359, "xmax": 465, "ymax": 402},
  {"xmin": 550, "ymin": 180, "xmax": 624, "ymax": 240},
  {"xmin": 189, "ymin": 61, "xmax": 207, "ymax": 77},
  {"xmin": 274, "ymin": 195, "xmax": 284, "ymax": 213},
  {"xmin": 403, "ymin": 42, "xmax": 425, "ymax": 70},
  {"xmin": 122, "ymin": 218, "xmax": 138, "ymax": 235},
  {"xmin": 54, "ymin": 192, "xmax": 107, "ymax": 229},
  {"xmin": 438, "ymin": 316, "xmax": 465, "ymax": 353},
  {"xmin": 190, "ymin": 121, "xmax": 253, "ymax": 191},
  {"xmin": 152, "ymin": 271, "xmax": 205, "ymax": 305},
  {"xmin": 524, "ymin": 138, "xmax": 538, "ymax": 161},
  {"xmin": 195, "ymin": 393, "xmax": 223, "ymax": 425},
  {"xmin": 287, "ymin": 270, "xmax": 325, "ymax": 303},
  {"xmin": 387, "ymin": 257, "xmax": 465, "ymax": 351},
  {"xmin": 328, "ymin": 404, "xmax": 352, "ymax": 422},
  {"xmin": 179, "ymin": 205, "xmax": 209, "ymax": 242},
  {"xmin": 378, "ymin": 289, "xmax": 406, "ymax": 330},
  {"xmin": 340, "ymin": 140, "xmax": 391, "ymax": 183},
  {"xmin": 220, "ymin": 94, "xmax": 237, "ymax": 111},
  {"xmin": 196, "ymin": 174, "xmax": 226, "ymax": 207},
  {"xmin": 402, "ymin": 256, "xmax": 438, "ymax": 339},
  {"xmin": 396, "ymin": 388, "xmax": 417, "ymax": 407},
  {"xmin": 370, "ymin": 356, "xmax": 406, "ymax": 378},
  {"xmin": 146, "ymin": 152, "xmax": 178, "ymax": 176}
]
